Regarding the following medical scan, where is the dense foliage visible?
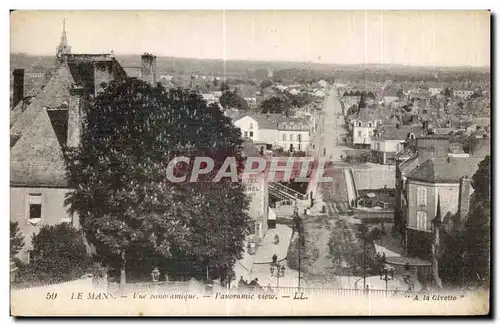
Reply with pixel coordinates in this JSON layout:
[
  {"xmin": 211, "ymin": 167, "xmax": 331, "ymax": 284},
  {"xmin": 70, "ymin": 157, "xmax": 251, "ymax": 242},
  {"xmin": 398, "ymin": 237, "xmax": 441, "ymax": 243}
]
[
  {"xmin": 439, "ymin": 156, "xmax": 490, "ymax": 287},
  {"xmin": 64, "ymin": 79, "xmax": 251, "ymax": 284},
  {"xmin": 23, "ymin": 223, "xmax": 90, "ymax": 284},
  {"xmin": 219, "ymin": 90, "xmax": 249, "ymax": 110},
  {"xmin": 10, "ymin": 221, "xmax": 25, "ymax": 259}
]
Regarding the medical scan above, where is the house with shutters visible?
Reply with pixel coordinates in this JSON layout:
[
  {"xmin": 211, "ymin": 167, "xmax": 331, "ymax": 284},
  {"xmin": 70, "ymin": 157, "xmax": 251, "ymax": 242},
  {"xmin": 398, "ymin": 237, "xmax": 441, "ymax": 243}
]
[
  {"xmin": 393, "ymin": 135, "xmax": 489, "ymax": 261},
  {"xmin": 370, "ymin": 124, "xmax": 424, "ymax": 165},
  {"xmin": 404, "ymin": 156, "xmax": 483, "ymax": 260},
  {"xmin": 10, "ymin": 22, "xmax": 158, "ymax": 262},
  {"xmin": 233, "ymin": 114, "xmax": 311, "ymax": 153}
]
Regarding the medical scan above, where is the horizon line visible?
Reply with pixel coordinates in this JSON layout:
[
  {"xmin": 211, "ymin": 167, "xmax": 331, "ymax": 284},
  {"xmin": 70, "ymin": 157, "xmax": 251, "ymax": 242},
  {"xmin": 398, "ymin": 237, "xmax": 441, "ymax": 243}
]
[{"xmin": 10, "ymin": 52, "xmax": 491, "ymax": 70}]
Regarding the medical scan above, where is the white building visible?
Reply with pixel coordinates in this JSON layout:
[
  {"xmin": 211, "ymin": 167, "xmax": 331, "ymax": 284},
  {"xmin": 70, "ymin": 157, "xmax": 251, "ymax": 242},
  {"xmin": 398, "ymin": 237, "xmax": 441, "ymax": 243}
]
[
  {"xmin": 233, "ymin": 114, "xmax": 310, "ymax": 152},
  {"xmin": 453, "ymin": 89, "xmax": 474, "ymax": 99},
  {"xmin": 351, "ymin": 107, "xmax": 384, "ymax": 149},
  {"xmin": 427, "ymin": 82, "xmax": 444, "ymax": 96},
  {"xmin": 201, "ymin": 93, "xmax": 217, "ymax": 105}
]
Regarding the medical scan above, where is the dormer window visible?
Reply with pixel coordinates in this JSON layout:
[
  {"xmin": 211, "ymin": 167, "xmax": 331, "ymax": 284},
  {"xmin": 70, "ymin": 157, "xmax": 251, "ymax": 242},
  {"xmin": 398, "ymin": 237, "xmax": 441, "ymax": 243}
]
[
  {"xmin": 358, "ymin": 122, "xmax": 362, "ymax": 127},
  {"xmin": 368, "ymin": 122, "xmax": 373, "ymax": 128},
  {"xmin": 409, "ymin": 133, "xmax": 416, "ymax": 140}
]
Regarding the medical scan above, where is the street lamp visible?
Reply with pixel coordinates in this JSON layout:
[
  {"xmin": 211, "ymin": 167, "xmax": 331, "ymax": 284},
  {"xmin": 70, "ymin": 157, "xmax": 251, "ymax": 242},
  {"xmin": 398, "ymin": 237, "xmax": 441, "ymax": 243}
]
[
  {"xmin": 379, "ymin": 266, "xmax": 395, "ymax": 293},
  {"xmin": 270, "ymin": 255, "xmax": 286, "ymax": 287},
  {"xmin": 151, "ymin": 267, "xmax": 160, "ymax": 283}
]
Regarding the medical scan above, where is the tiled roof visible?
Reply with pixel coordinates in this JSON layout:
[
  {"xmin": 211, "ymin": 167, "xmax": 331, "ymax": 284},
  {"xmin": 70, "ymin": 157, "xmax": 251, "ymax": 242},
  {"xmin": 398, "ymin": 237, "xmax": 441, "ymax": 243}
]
[
  {"xmin": 10, "ymin": 108, "xmax": 67, "ymax": 187},
  {"xmin": 235, "ymin": 113, "xmax": 307, "ymax": 131},
  {"xmin": 357, "ymin": 107, "xmax": 385, "ymax": 122},
  {"xmin": 407, "ymin": 157, "xmax": 483, "ymax": 183},
  {"xmin": 374, "ymin": 125, "xmax": 423, "ymax": 141},
  {"xmin": 10, "ymin": 63, "xmax": 74, "ymax": 136}
]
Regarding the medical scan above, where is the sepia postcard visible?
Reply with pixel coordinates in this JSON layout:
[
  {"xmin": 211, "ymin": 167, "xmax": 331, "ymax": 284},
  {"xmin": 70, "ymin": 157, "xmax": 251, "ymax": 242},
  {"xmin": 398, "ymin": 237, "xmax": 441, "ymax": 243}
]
[{"xmin": 9, "ymin": 10, "xmax": 491, "ymax": 316}]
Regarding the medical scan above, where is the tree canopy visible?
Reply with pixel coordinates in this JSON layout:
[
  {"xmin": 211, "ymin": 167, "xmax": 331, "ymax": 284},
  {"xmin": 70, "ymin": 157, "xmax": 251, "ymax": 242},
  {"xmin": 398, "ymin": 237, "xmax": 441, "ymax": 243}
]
[
  {"xmin": 259, "ymin": 79, "xmax": 273, "ymax": 89},
  {"xmin": 463, "ymin": 155, "xmax": 490, "ymax": 284},
  {"xmin": 219, "ymin": 90, "xmax": 249, "ymax": 110},
  {"xmin": 64, "ymin": 79, "xmax": 251, "ymax": 284},
  {"xmin": 259, "ymin": 96, "xmax": 291, "ymax": 116},
  {"xmin": 10, "ymin": 221, "xmax": 25, "ymax": 259}
]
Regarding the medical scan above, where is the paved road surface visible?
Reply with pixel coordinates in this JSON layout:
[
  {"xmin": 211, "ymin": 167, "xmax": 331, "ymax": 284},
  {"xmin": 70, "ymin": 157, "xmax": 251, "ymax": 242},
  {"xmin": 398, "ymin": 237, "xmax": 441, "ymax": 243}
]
[
  {"xmin": 311, "ymin": 88, "xmax": 347, "ymax": 161},
  {"xmin": 312, "ymin": 87, "xmax": 351, "ymax": 216}
]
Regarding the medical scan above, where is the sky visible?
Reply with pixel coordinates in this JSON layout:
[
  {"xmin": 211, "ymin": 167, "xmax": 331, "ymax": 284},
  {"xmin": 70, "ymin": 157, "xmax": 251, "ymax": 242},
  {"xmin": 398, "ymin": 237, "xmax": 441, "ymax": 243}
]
[{"xmin": 10, "ymin": 10, "xmax": 491, "ymax": 67}]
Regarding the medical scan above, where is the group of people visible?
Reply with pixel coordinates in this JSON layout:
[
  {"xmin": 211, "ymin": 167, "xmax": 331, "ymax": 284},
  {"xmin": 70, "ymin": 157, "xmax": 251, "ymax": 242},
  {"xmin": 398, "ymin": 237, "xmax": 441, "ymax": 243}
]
[{"xmin": 238, "ymin": 277, "xmax": 262, "ymax": 289}]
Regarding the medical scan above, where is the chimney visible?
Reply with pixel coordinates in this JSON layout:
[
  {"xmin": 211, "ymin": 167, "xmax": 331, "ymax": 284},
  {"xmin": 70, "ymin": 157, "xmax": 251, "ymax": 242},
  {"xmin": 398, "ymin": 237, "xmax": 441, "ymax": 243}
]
[
  {"xmin": 458, "ymin": 175, "xmax": 472, "ymax": 225},
  {"xmin": 141, "ymin": 53, "xmax": 157, "ymax": 85},
  {"xmin": 13, "ymin": 69, "xmax": 24, "ymax": 109},
  {"xmin": 67, "ymin": 85, "xmax": 84, "ymax": 147}
]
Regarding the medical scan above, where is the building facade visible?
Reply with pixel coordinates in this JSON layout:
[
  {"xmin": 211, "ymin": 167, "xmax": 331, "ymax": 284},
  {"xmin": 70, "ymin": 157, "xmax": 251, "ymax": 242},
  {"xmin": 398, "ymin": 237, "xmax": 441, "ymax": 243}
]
[{"xmin": 10, "ymin": 23, "xmax": 157, "ymax": 262}]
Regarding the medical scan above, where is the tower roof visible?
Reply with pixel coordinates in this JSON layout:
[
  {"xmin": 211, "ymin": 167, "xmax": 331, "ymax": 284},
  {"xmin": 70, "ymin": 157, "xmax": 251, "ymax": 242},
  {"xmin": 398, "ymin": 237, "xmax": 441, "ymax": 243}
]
[{"xmin": 56, "ymin": 19, "xmax": 71, "ymax": 60}]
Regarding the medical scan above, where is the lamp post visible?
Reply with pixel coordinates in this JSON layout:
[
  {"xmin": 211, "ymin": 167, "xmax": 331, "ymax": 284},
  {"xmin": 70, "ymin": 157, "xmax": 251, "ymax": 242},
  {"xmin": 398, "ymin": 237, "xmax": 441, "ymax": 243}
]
[
  {"xmin": 380, "ymin": 266, "xmax": 394, "ymax": 293},
  {"xmin": 270, "ymin": 254, "xmax": 286, "ymax": 287},
  {"xmin": 151, "ymin": 267, "xmax": 160, "ymax": 283},
  {"xmin": 293, "ymin": 201, "xmax": 303, "ymax": 289}
]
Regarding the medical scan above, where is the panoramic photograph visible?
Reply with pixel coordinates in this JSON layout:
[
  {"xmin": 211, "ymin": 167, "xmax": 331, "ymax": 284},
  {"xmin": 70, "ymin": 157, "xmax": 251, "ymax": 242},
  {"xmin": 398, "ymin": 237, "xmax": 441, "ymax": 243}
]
[{"xmin": 9, "ymin": 10, "xmax": 490, "ymax": 316}]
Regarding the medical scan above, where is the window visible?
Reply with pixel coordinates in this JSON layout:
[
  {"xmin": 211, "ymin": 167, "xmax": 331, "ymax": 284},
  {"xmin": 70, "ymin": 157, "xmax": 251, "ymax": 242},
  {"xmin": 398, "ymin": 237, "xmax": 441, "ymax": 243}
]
[
  {"xmin": 27, "ymin": 250, "xmax": 36, "ymax": 264},
  {"xmin": 358, "ymin": 122, "xmax": 362, "ymax": 127},
  {"xmin": 298, "ymin": 144, "xmax": 301, "ymax": 151},
  {"xmin": 249, "ymin": 123, "xmax": 254, "ymax": 130},
  {"xmin": 409, "ymin": 133, "xmax": 415, "ymax": 140},
  {"xmin": 27, "ymin": 194, "xmax": 42, "ymax": 226},
  {"xmin": 369, "ymin": 122, "xmax": 373, "ymax": 128},
  {"xmin": 290, "ymin": 134, "xmax": 294, "ymax": 141},
  {"xmin": 417, "ymin": 186, "xmax": 427, "ymax": 206},
  {"xmin": 368, "ymin": 131, "xmax": 373, "ymax": 138},
  {"xmin": 244, "ymin": 131, "xmax": 248, "ymax": 137},
  {"xmin": 249, "ymin": 131, "xmax": 254, "ymax": 137},
  {"xmin": 417, "ymin": 211, "xmax": 428, "ymax": 231},
  {"xmin": 298, "ymin": 134, "xmax": 302, "ymax": 142},
  {"xmin": 282, "ymin": 134, "xmax": 287, "ymax": 141},
  {"xmin": 358, "ymin": 130, "xmax": 362, "ymax": 137}
]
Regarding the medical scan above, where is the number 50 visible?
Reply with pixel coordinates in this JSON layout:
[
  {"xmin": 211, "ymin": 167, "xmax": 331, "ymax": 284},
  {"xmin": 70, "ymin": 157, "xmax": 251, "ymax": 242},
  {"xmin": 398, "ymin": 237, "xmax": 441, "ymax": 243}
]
[{"xmin": 45, "ymin": 292, "xmax": 57, "ymax": 300}]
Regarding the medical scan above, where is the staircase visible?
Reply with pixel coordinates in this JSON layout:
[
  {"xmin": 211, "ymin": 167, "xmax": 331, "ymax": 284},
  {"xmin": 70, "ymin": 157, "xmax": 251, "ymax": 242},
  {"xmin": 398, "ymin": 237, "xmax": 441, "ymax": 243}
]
[{"xmin": 269, "ymin": 182, "xmax": 307, "ymax": 202}]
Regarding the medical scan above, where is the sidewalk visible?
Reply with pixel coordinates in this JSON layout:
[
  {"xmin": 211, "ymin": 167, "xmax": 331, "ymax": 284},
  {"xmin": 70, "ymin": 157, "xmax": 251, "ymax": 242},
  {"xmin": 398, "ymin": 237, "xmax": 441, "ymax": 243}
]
[{"xmin": 254, "ymin": 224, "xmax": 293, "ymax": 264}]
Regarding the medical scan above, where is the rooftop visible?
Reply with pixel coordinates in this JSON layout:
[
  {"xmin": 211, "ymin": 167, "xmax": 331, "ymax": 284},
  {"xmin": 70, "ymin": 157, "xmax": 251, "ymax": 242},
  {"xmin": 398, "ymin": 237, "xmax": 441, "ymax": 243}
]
[{"xmin": 407, "ymin": 157, "xmax": 483, "ymax": 183}]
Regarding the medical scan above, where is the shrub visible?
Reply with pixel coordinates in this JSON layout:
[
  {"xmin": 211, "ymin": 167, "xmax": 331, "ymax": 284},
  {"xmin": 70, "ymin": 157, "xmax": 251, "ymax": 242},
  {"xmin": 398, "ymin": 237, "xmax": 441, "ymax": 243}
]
[
  {"xmin": 10, "ymin": 221, "xmax": 25, "ymax": 258},
  {"xmin": 28, "ymin": 223, "xmax": 90, "ymax": 284}
]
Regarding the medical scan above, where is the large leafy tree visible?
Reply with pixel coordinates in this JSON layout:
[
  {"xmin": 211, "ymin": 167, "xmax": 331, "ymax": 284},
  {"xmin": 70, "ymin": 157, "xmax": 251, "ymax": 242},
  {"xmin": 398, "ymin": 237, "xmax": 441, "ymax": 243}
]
[
  {"xmin": 463, "ymin": 156, "xmax": 490, "ymax": 285},
  {"xmin": 219, "ymin": 91, "xmax": 249, "ymax": 110},
  {"xmin": 64, "ymin": 79, "xmax": 251, "ymax": 285},
  {"xmin": 259, "ymin": 96, "xmax": 292, "ymax": 116}
]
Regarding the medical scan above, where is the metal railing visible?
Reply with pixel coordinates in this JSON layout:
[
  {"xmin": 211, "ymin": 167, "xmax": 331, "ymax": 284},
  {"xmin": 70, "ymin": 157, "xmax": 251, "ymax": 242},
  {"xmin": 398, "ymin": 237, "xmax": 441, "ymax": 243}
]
[
  {"xmin": 235, "ymin": 285, "xmax": 417, "ymax": 298},
  {"xmin": 269, "ymin": 182, "xmax": 307, "ymax": 201}
]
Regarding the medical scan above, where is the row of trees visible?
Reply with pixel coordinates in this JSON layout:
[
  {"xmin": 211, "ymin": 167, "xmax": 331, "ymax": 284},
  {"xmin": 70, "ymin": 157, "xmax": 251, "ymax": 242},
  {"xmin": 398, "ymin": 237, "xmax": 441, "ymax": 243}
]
[
  {"xmin": 60, "ymin": 79, "xmax": 252, "ymax": 285},
  {"xmin": 343, "ymin": 90, "xmax": 376, "ymax": 98},
  {"xmin": 259, "ymin": 91, "xmax": 314, "ymax": 116}
]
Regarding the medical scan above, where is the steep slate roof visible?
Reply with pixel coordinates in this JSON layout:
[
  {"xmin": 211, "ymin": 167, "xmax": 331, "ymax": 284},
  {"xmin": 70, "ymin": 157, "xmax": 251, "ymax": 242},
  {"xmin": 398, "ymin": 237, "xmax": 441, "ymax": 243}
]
[
  {"xmin": 406, "ymin": 157, "xmax": 483, "ymax": 184},
  {"xmin": 10, "ymin": 53, "xmax": 127, "ymax": 188},
  {"xmin": 357, "ymin": 106, "xmax": 386, "ymax": 122},
  {"xmin": 10, "ymin": 109, "xmax": 68, "ymax": 187},
  {"xmin": 373, "ymin": 124, "xmax": 423, "ymax": 141},
  {"xmin": 258, "ymin": 114, "xmax": 309, "ymax": 131},
  {"xmin": 10, "ymin": 63, "xmax": 74, "ymax": 136}
]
